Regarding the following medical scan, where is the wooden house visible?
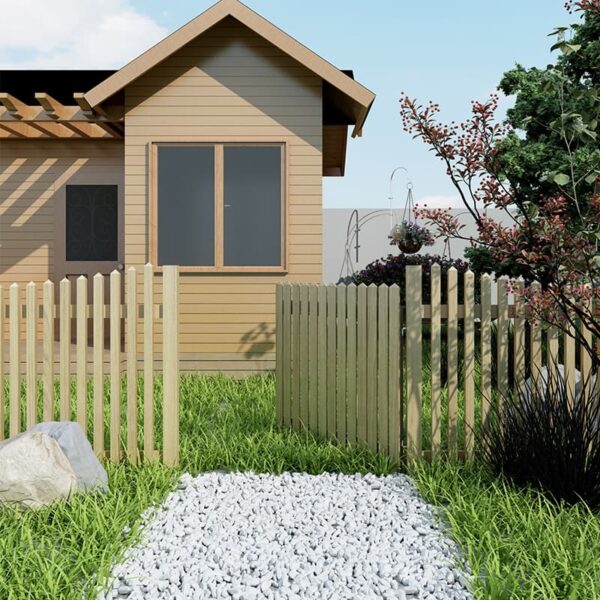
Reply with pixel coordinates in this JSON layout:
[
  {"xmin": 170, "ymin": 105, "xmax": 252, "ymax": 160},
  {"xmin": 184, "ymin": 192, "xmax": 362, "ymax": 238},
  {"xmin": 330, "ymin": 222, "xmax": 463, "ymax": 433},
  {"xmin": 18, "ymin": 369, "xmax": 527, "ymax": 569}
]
[{"xmin": 0, "ymin": 0, "xmax": 375, "ymax": 374}]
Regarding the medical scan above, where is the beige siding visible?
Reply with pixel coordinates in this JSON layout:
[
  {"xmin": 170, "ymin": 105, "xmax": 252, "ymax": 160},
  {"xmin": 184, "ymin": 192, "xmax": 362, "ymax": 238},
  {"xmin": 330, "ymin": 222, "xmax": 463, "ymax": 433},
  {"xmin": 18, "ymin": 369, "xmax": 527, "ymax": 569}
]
[
  {"xmin": 0, "ymin": 140, "xmax": 123, "ymax": 284},
  {"xmin": 124, "ymin": 18, "xmax": 323, "ymax": 369}
]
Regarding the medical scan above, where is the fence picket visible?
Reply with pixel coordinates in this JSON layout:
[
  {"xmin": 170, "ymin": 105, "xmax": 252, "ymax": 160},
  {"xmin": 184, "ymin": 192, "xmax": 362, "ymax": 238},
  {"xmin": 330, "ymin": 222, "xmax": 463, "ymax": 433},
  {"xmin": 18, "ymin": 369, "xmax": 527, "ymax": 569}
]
[
  {"xmin": 447, "ymin": 267, "xmax": 458, "ymax": 459},
  {"xmin": 291, "ymin": 285, "xmax": 301, "ymax": 429},
  {"xmin": 547, "ymin": 327, "xmax": 560, "ymax": 386},
  {"xmin": 317, "ymin": 284, "xmax": 327, "ymax": 437},
  {"xmin": 282, "ymin": 284, "xmax": 292, "ymax": 427},
  {"xmin": 299, "ymin": 285, "xmax": 310, "ymax": 430},
  {"xmin": 144, "ymin": 264, "xmax": 155, "ymax": 460},
  {"xmin": 162, "ymin": 266, "xmax": 179, "ymax": 467},
  {"xmin": 356, "ymin": 284, "xmax": 367, "ymax": 447},
  {"xmin": 513, "ymin": 280, "xmax": 526, "ymax": 394},
  {"xmin": 366, "ymin": 284, "xmax": 378, "ymax": 453},
  {"xmin": 126, "ymin": 267, "xmax": 138, "ymax": 464},
  {"xmin": 26, "ymin": 282, "xmax": 37, "ymax": 429},
  {"xmin": 464, "ymin": 270, "xmax": 475, "ymax": 458},
  {"xmin": 9, "ymin": 284, "xmax": 20, "ymax": 437},
  {"xmin": 497, "ymin": 277, "xmax": 509, "ymax": 404},
  {"xmin": 564, "ymin": 325, "xmax": 576, "ymax": 405},
  {"xmin": 430, "ymin": 264, "xmax": 441, "ymax": 458},
  {"xmin": 308, "ymin": 285, "xmax": 318, "ymax": 431},
  {"xmin": 346, "ymin": 284, "xmax": 357, "ymax": 446},
  {"xmin": 275, "ymin": 283, "xmax": 283, "ymax": 427},
  {"xmin": 326, "ymin": 285, "xmax": 337, "ymax": 440},
  {"xmin": 377, "ymin": 285, "xmax": 389, "ymax": 454},
  {"xmin": 93, "ymin": 274, "xmax": 104, "ymax": 457},
  {"xmin": 0, "ymin": 286, "xmax": 3, "ymax": 440},
  {"xmin": 59, "ymin": 278, "xmax": 71, "ymax": 421},
  {"xmin": 480, "ymin": 274, "xmax": 492, "ymax": 424},
  {"xmin": 43, "ymin": 281, "xmax": 54, "ymax": 422},
  {"xmin": 109, "ymin": 270, "xmax": 121, "ymax": 463},
  {"xmin": 336, "ymin": 285, "xmax": 347, "ymax": 441},
  {"xmin": 76, "ymin": 276, "xmax": 87, "ymax": 433},
  {"xmin": 530, "ymin": 282, "xmax": 542, "ymax": 387},
  {"xmin": 388, "ymin": 285, "xmax": 401, "ymax": 464},
  {"xmin": 406, "ymin": 267, "xmax": 422, "ymax": 461}
]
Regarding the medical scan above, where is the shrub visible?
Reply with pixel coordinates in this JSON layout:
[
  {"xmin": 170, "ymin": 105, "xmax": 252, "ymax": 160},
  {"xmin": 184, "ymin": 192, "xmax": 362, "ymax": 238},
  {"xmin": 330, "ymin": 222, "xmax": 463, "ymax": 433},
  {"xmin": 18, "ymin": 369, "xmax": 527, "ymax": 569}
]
[
  {"xmin": 478, "ymin": 363, "xmax": 600, "ymax": 508},
  {"xmin": 352, "ymin": 253, "xmax": 473, "ymax": 303}
]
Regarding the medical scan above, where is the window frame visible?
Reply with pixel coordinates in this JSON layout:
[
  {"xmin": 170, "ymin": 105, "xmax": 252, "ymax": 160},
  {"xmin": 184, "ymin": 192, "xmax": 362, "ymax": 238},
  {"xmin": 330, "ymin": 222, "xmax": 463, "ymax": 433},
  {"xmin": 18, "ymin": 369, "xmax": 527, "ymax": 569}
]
[{"xmin": 151, "ymin": 141, "xmax": 288, "ymax": 273}]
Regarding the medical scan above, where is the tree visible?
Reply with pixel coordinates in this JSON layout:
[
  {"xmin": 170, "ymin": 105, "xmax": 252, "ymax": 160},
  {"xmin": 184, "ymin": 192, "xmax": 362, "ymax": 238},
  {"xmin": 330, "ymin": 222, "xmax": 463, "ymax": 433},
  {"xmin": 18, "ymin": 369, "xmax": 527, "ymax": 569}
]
[{"xmin": 400, "ymin": 1, "xmax": 600, "ymax": 362}]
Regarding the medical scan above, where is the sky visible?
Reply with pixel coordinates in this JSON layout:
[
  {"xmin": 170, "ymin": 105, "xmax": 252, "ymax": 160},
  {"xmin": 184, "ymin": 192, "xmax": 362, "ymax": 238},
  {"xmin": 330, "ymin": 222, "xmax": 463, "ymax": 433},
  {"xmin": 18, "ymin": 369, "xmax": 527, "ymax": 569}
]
[{"xmin": 0, "ymin": 0, "xmax": 572, "ymax": 209}]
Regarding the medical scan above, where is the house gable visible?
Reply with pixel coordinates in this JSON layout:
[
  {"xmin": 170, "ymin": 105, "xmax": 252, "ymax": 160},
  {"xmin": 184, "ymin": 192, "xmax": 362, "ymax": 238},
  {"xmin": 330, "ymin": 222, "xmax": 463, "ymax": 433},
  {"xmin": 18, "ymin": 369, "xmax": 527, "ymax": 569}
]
[{"xmin": 85, "ymin": 0, "xmax": 374, "ymax": 138}]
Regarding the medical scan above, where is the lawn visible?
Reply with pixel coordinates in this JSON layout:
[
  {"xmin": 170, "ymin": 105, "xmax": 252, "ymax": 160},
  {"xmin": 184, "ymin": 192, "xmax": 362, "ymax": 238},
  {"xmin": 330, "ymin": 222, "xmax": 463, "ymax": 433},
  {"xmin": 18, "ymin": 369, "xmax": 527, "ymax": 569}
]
[{"xmin": 1, "ymin": 374, "xmax": 599, "ymax": 599}]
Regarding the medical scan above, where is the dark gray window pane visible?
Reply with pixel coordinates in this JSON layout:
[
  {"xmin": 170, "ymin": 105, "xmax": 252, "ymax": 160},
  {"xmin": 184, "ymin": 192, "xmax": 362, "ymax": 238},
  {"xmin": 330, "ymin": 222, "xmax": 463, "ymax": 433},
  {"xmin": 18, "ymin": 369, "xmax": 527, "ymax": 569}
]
[
  {"xmin": 66, "ymin": 185, "xmax": 118, "ymax": 261},
  {"xmin": 157, "ymin": 146, "xmax": 214, "ymax": 266},
  {"xmin": 223, "ymin": 146, "xmax": 282, "ymax": 267}
]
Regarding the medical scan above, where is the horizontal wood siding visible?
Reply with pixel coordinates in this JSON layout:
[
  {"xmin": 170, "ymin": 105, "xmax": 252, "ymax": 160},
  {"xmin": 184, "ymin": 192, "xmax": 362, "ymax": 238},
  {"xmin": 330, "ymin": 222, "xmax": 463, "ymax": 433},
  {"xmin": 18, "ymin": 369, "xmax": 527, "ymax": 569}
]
[
  {"xmin": 124, "ymin": 17, "xmax": 323, "ymax": 364},
  {"xmin": 0, "ymin": 140, "xmax": 124, "ymax": 342}
]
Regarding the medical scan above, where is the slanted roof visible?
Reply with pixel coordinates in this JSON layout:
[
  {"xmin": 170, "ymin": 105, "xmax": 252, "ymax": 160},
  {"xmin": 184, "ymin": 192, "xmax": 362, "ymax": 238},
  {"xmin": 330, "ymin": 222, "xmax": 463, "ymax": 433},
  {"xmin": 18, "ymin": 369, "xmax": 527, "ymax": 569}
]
[{"xmin": 84, "ymin": 0, "xmax": 375, "ymax": 137}]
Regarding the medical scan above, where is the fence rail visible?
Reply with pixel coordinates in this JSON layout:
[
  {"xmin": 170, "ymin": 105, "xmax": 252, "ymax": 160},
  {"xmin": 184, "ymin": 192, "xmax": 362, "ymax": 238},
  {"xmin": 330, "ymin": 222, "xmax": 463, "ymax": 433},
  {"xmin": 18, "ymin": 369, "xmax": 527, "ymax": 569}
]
[
  {"xmin": 0, "ymin": 264, "xmax": 179, "ymax": 466},
  {"xmin": 276, "ymin": 265, "xmax": 596, "ymax": 464}
]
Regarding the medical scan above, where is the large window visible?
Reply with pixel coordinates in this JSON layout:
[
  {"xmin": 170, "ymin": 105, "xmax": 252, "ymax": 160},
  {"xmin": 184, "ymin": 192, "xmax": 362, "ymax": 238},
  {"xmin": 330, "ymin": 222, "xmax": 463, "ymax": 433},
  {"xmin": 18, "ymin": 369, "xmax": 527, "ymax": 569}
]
[{"xmin": 155, "ymin": 143, "xmax": 285, "ymax": 271}]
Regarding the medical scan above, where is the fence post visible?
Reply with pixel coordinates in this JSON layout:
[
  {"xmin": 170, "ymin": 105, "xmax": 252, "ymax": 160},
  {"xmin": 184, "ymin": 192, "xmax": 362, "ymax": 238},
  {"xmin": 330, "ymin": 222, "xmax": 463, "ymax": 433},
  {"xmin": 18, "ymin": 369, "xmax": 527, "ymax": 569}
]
[
  {"xmin": 43, "ymin": 281, "xmax": 54, "ymax": 422},
  {"xmin": 110, "ymin": 270, "xmax": 121, "ymax": 463},
  {"xmin": 406, "ymin": 266, "xmax": 422, "ymax": 462},
  {"xmin": 26, "ymin": 281, "xmax": 37, "ymax": 429},
  {"xmin": 9, "ymin": 283, "xmax": 20, "ymax": 437},
  {"xmin": 497, "ymin": 277, "xmax": 509, "ymax": 403},
  {"xmin": 162, "ymin": 265, "xmax": 179, "ymax": 467},
  {"xmin": 430, "ymin": 264, "xmax": 441, "ymax": 458},
  {"xmin": 126, "ymin": 267, "xmax": 138, "ymax": 464},
  {"xmin": 144, "ymin": 263, "xmax": 155, "ymax": 461},
  {"xmin": 447, "ymin": 267, "xmax": 458, "ymax": 459},
  {"xmin": 464, "ymin": 270, "xmax": 475, "ymax": 458}
]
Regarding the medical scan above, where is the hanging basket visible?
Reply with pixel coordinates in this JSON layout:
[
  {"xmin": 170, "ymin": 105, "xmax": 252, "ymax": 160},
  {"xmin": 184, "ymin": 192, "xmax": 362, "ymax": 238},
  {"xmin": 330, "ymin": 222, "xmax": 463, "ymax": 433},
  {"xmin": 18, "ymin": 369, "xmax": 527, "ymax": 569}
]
[
  {"xmin": 397, "ymin": 237, "xmax": 423, "ymax": 254},
  {"xmin": 389, "ymin": 222, "xmax": 424, "ymax": 254}
]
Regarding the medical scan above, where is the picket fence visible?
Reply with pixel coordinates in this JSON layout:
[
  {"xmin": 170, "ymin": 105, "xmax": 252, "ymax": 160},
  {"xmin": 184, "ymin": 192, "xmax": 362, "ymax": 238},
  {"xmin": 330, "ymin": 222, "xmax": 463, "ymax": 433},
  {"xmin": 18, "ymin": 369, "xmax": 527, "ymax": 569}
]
[
  {"xmin": 0, "ymin": 265, "xmax": 179, "ymax": 466},
  {"xmin": 276, "ymin": 265, "xmax": 596, "ymax": 463}
]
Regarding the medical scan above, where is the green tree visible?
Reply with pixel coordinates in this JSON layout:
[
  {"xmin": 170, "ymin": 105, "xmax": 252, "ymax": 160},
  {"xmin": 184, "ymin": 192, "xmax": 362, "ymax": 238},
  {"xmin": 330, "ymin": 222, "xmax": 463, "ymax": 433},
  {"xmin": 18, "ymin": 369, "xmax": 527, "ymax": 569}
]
[{"xmin": 467, "ymin": 2, "xmax": 600, "ymax": 277}]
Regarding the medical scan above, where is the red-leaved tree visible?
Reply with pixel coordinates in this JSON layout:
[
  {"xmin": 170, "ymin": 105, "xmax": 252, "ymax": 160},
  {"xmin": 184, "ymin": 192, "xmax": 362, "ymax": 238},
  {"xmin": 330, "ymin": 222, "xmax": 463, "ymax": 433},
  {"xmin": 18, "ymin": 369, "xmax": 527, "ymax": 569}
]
[{"xmin": 401, "ymin": 0, "xmax": 600, "ymax": 362}]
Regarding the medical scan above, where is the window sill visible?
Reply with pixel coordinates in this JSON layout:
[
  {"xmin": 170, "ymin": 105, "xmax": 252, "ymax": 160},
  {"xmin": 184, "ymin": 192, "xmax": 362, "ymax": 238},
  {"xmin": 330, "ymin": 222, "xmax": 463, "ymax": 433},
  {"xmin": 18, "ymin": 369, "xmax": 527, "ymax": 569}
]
[{"xmin": 153, "ymin": 266, "xmax": 288, "ymax": 275}]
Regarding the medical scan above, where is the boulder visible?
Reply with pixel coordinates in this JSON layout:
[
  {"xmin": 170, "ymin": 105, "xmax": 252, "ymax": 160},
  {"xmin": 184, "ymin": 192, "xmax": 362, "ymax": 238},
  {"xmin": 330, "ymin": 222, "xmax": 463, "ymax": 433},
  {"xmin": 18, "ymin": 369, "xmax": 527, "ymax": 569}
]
[
  {"xmin": 0, "ymin": 431, "xmax": 78, "ymax": 509},
  {"xmin": 29, "ymin": 422, "xmax": 108, "ymax": 492}
]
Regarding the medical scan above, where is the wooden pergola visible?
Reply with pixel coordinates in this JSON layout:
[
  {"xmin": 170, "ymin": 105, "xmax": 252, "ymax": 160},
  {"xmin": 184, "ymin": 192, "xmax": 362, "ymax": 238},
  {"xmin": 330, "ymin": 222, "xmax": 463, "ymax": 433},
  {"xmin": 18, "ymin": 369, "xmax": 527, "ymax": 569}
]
[{"xmin": 0, "ymin": 92, "xmax": 123, "ymax": 139}]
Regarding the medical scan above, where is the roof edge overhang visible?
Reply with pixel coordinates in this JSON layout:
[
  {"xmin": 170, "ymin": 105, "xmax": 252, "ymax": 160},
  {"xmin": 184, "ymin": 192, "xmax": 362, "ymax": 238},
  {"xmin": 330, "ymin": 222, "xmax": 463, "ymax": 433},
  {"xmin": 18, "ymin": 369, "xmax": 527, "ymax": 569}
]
[{"xmin": 83, "ymin": 0, "xmax": 375, "ymax": 136}]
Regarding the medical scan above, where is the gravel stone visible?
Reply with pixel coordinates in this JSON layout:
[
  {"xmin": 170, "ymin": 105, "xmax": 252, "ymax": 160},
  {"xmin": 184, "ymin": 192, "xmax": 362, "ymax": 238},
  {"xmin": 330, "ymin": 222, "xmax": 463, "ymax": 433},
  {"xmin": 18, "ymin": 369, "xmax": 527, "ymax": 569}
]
[{"xmin": 102, "ymin": 472, "xmax": 472, "ymax": 599}]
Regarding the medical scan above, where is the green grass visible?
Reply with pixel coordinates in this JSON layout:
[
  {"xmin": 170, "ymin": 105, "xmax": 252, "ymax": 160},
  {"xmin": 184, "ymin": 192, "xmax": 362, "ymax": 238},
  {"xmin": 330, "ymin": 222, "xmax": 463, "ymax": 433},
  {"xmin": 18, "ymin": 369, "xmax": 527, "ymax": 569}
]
[
  {"xmin": 412, "ymin": 461, "xmax": 600, "ymax": 600},
  {"xmin": 0, "ymin": 374, "xmax": 393, "ymax": 599},
  {"xmin": 2, "ymin": 374, "xmax": 599, "ymax": 599}
]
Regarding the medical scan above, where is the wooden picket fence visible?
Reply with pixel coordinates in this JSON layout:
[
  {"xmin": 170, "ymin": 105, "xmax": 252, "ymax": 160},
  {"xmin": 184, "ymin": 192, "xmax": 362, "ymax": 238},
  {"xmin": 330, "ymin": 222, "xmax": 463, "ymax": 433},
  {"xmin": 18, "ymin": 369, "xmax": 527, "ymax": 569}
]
[
  {"xmin": 0, "ymin": 265, "xmax": 179, "ymax": 466},
  {"xmin": 276, "ymin": 265, "xmax": 596, "ymax": 464}
]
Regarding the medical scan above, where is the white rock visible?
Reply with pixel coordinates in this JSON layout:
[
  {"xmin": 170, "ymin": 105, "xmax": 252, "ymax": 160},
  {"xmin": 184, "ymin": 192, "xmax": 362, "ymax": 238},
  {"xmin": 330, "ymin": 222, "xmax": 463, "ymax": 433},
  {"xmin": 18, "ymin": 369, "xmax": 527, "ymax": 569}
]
[
  {"xmin": 0, "ymin": 431, "xmax": 78, "ymax": 509},
  {"xmin": 29, "ymin": 421, "xmax": 108, "ymax": 492}
]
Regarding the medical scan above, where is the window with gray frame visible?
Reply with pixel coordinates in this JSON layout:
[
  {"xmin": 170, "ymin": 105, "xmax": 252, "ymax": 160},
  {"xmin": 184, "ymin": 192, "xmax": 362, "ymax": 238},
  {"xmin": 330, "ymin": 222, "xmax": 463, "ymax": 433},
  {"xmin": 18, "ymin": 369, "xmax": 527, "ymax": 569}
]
[
  {"xmin": 66, "ymin": 185, "xmax": 118, "ymax": 261},
  {"xmin": 156, "ymin": 144, "xmax": 283, "ymax": 269}
]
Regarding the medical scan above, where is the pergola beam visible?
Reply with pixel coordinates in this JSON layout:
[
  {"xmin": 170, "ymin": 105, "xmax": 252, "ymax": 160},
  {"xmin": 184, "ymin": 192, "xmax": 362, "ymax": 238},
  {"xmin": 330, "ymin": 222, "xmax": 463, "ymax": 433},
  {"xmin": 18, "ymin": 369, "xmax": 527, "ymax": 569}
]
[
  {"xmin": 0, "ymin": 92, "xmax": 124, "ymax": 139},
  {"xmin": 0, "ymin": 93, "xmax": 31, "ymax": 118}
]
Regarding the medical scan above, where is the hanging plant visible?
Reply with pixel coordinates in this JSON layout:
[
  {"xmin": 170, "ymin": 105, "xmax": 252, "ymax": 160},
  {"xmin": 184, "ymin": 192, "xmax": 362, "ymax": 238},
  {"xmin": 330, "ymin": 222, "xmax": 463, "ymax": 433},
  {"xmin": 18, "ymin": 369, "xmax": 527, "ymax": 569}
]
[{"xmin": 389, "ymin": 220, "xmax": 434, "ymax": 254}]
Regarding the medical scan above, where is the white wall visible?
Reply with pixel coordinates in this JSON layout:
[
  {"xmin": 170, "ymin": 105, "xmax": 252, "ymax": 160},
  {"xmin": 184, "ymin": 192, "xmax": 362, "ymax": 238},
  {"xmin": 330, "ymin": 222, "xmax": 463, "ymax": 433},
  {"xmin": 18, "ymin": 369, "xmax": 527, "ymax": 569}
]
[{"xmin": 323, "ymin": 208, "xmax": 513, "ymax": 283}]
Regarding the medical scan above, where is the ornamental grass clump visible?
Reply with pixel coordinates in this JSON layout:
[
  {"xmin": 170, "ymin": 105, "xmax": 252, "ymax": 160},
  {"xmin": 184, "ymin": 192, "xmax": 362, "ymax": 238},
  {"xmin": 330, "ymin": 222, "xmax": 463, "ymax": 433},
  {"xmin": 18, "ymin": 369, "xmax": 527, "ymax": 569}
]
[{"xmin": 479, "ymin": 362, "xmax": 600, "ymax": 508}]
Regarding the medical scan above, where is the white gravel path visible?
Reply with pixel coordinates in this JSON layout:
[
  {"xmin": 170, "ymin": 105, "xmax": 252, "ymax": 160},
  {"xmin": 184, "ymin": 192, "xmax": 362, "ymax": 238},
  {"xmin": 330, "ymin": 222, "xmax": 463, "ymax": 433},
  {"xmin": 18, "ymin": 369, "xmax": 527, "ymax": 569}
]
[{"xmin": 103, "ymin": 472, "xmax": 472, "ymax": 599}]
